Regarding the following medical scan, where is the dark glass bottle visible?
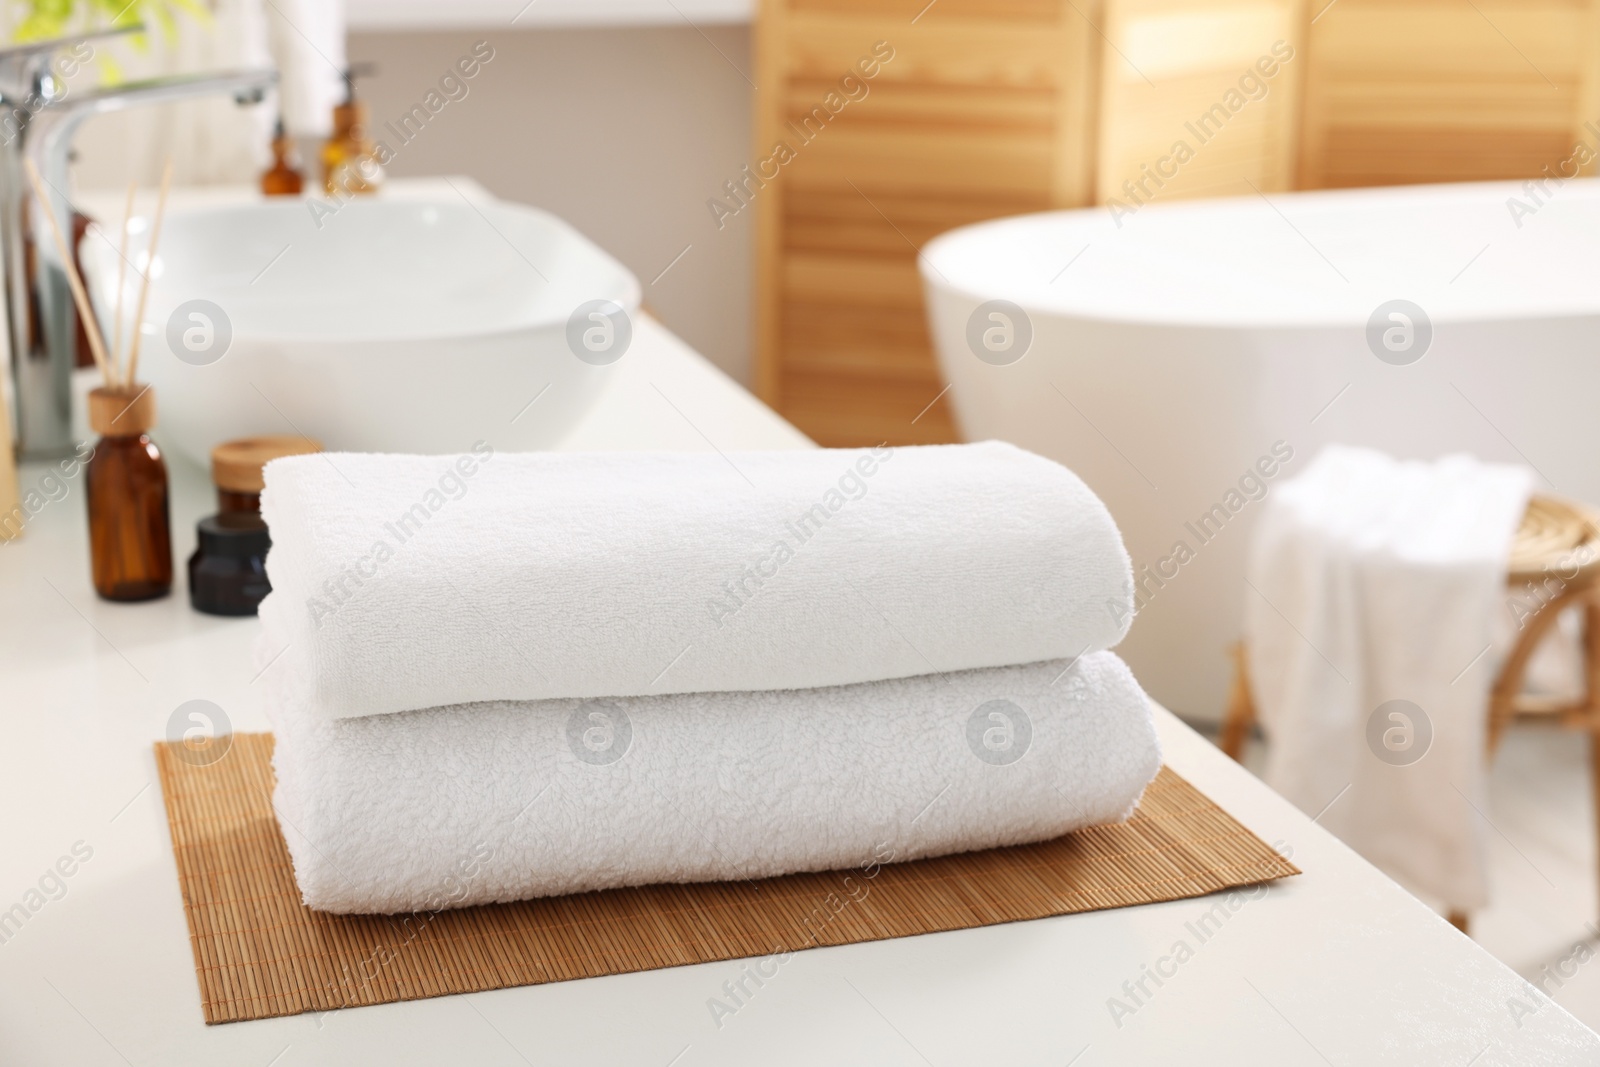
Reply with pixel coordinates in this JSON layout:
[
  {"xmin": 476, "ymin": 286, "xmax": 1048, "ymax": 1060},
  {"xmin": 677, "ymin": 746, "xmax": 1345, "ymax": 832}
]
[
  {"xmin": 86, "ymin": 387, "xmax": 172, "ymax": 601},
  {"xmin": 187, "ymin": 435, "xmax": 320, "ymax": 616},
  {"xmin": 188, "ymin": 513, "xmax": 272, "ymax": 615}
]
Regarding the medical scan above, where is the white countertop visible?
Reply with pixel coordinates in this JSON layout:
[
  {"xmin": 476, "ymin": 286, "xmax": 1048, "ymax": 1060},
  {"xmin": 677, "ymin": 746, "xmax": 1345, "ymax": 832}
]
[{"xmin": 0, "ymin": 313, "xmax": 1595, "ymax": 1064}]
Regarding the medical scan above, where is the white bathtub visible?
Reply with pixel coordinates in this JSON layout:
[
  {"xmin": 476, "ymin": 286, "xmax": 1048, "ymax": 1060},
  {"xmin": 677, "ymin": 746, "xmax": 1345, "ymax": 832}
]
[{"xmin": 922, "ymin": 179, "xmax": 1600, "ymax": 721}]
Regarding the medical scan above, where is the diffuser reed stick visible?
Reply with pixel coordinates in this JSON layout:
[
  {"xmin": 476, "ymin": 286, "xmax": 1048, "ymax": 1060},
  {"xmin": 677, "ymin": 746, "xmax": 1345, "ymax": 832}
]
[
  {"xmin": 32, "ymin": 157, "xmax": 179, "ymax": 601},
  {"xmin": 22, "ymin": 158, "xmax": 112, "ymax": 387},
  {"xmin": 111, "ymin": 178, "xmax": 135, "ymax": 384},
  {"xmin": 123, "ymin": 159, "xmax": 172, "ymax": 389}
]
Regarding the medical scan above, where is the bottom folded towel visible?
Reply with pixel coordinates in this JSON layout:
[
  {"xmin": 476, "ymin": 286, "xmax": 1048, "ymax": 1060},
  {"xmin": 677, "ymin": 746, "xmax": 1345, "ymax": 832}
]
[{"xmin": 265, "ymin": 651, "xmax": 1161, "ymax": 914}]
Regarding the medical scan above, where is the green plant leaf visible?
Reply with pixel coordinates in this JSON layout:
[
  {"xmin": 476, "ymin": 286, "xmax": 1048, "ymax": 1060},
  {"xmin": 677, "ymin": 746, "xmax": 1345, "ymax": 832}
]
[{"xmin": 7, "ymin": 0, "xmax": 208, "ymax": 46}]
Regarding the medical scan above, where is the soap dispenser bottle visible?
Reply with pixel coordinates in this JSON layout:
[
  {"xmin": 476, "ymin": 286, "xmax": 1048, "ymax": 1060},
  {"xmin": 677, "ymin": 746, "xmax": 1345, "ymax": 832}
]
[
  {"xmin": 322, "ymin": 67, "xmax": 382, "ymax": 197},
  {"xmin": 261, "ymin": 119, "xmax": 304, "ymax": 196}
]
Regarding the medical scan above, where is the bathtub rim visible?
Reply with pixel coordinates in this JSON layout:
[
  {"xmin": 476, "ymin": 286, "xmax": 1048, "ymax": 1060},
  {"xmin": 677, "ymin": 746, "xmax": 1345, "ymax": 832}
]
[{"xmin": 920, "ymin": 178, "xmax": 1600, "ymax": 333}]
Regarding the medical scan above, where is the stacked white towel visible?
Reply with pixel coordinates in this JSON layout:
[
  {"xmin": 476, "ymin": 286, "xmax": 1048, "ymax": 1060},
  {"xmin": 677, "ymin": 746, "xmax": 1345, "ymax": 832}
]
[
  {"xmin": 266, "ymin": 653, "xmax": 1159, "ymax": 914},
  {"xmin": 257, "ymin": 442, "xmax": 1161, "ymax": 914},
  {"xmin": 260, "ymin": 441, "xmax": 1135, "ymax": 719}
]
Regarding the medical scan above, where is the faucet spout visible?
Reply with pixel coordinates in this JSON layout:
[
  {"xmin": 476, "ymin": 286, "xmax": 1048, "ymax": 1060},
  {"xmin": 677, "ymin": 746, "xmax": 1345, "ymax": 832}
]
[
  {"xmin": 4, "ymin": 51, "xmax": 277, "ymax": 456},
  {"xmin": 32, "ymin": 68, "xmax": 280, "ymax": 222}
]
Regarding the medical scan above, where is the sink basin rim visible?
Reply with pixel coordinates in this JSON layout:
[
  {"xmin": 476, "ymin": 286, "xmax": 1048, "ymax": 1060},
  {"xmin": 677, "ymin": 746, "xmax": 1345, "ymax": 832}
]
[{"xmin": 86, "ymin": 196, "xmax": 643, "ymax": 347}]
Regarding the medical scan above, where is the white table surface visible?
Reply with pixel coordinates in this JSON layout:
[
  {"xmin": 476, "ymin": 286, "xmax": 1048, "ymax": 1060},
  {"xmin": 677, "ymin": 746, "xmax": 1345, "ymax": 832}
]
[{"xmin": 1, "ymin": 311, "xmax": 1597, "ymax": 1065}]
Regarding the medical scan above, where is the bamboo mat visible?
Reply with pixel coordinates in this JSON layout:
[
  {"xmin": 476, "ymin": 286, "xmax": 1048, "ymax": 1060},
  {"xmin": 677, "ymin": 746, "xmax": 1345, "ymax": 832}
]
[{"xmin": 155, "ymin": 733, "xmax": 1298, "ymax": 1024}]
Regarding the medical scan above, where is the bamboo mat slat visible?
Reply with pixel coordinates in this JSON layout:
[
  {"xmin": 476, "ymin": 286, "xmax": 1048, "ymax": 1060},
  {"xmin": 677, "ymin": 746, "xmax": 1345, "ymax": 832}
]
[{"xmin": 154, "ymin": 733, "xmax": 1299, "ymax": 1024}]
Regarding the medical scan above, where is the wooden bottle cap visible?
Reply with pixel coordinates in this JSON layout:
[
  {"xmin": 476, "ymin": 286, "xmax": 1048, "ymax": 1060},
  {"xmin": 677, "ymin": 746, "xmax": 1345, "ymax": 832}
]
[
  {"xmin": 211, "ymin": 435, "xmax": 323, "ymax": 494},
  {"xmin": 88, "ymin": 386, "xmax": 157, "ymax": 436}
]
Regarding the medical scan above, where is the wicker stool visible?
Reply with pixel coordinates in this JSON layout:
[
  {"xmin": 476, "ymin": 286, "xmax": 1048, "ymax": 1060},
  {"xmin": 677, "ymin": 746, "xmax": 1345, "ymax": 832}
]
[{"xmin": 1219, "ymin": 494, "xmax": 1600, "ymax": 933}]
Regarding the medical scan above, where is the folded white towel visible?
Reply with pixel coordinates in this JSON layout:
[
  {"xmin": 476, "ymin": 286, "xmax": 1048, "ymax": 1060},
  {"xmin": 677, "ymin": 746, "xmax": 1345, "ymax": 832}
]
[
  {"xmin": 1245, "ymin": 445, "xmax": 1532, "ymax": 911},
  {"xmin": 258, "ymin": 442, "xmax": 1134, "ymax": 721},
  {"xmin": 266, "ymin": 652, "xmax": 1160, "ymax": 914}
]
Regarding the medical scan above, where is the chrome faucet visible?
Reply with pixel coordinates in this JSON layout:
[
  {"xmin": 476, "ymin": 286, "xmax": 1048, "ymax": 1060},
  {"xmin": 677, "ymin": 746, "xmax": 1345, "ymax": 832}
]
[{"xmin": 0, "ymin": 25, "xmax": 276, "ymax": 456}]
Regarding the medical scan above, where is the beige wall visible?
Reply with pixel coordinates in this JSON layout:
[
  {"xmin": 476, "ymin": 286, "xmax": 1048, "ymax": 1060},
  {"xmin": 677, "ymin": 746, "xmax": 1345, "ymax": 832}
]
[{"xmin": 350, "ymin": 26, "xmax": 756, "ymax": 383}]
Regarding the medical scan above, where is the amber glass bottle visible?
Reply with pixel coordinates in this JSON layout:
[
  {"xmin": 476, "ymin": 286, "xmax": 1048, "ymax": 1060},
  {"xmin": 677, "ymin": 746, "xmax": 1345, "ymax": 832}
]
[
  {"xmin": 86, "ymin": 387, "xmax": 172, "ymax": 601},
  {"xmin": 260, "ymin": 120, "xmax": 304, "ymax": 197},
  {"xmin": 210, "ymin": 435, "xmax": 321, "ymax": 513},
  {"xmin": 321, "ymin": 100, "xmax": 381, "ymax": 197}
]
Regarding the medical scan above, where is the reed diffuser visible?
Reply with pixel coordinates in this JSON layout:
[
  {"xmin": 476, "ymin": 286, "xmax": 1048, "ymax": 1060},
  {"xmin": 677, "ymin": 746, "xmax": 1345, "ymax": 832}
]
[{"xmin": 26, "ymin": 158, "xmax": 175, "ymax": 600}]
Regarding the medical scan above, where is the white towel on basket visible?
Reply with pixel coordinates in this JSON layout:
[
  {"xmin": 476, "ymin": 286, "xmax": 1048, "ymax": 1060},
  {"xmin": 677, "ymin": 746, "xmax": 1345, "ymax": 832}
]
[
  {"xmin": 258, "ymin": 441, "xmax": 1134, "ymax": 721},
  {"xmin": 1245, "ymin": 445, "xmax": 1532, "ymax": 911},
  {"xmin": 265, "ymin": 652, "xmax": 1160, "ymax": 915}
]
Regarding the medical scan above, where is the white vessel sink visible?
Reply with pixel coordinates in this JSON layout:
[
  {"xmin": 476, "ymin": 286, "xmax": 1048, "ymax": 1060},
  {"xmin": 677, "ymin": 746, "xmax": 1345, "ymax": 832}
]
[{"xmin": 84, "ymin": 195, "xmax": 640, "ymax": 466}]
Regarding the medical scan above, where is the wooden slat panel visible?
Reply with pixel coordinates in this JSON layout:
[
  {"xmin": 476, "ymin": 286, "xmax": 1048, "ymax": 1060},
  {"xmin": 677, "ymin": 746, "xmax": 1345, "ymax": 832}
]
[
  {"xmin": 779, "ymin": 369, "xmax": 958, "ymax": 446},
  {"xmin": 784, "ymin": 188, "xmax": 1048, "ymax": 255},
  {"xmin": 754, "ymin": 0, "xmax": 1102, "ymax": 445},
  {"xmin": 752, "ymin": 0, "xmax": 791, "ymax": 401},
  {"xmin": 1298, "ymin": 0, "xmax": 1599, "ymax": 187},
  {"xmin": 791, "ymin": 0, "xmax": 1063, "ymax": 21},
  {"xmin": 784, "ymin": 253, "xmax": 925, "ymax": 309},
  {"xmin": 1096, "ymin": 0, "xmax": 1306, "ymax": 205},
  {"xmin": 1310, "ymin": 4, "xmax": 1587, "ymax": 77},
  {"xmin": 783, "ymin": 305, "xmax": 934, "ymax": 378},
  {"xmin": 783, "ymin": 81, "xmax": 1057, "ymax": 128},
  {"xmin": 1053, "ymin": 1, "xmax": 1104, "ymax": 204},
  {"xmin": 1316, "ymin": 127, "xmax": 1577, "ymax": 187},
  {"xmin": 783, "ymin": 124, "xmax": 1056, "ymax": 195},
  {"xmin": 785, "ymin": 17, "xmax": 1073, "ymax": 88},
  {"xmin": 1314, "ymin": 83, "xmax": 1582, "ymax": 129}
]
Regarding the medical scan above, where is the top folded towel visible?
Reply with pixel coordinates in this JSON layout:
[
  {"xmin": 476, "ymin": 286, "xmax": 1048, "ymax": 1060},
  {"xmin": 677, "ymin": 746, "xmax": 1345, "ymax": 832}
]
[{"xmin": 258, "ymin": 440, "xmax": 1133, "ymax": 720}]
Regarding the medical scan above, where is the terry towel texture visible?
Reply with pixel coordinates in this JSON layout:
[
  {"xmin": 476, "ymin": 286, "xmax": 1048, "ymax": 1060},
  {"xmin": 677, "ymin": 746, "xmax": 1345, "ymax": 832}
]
[
  {"xmin": 259, "ymin": 441, "xmax": 1135, "ymax": 721},
  {"xmin": 266, "ymin": 652, "xmax": 1161, "ymax": 914},
  {"xmin": 1245, "ymin": 445, "xmax": 1532, "ymax": 911}
]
